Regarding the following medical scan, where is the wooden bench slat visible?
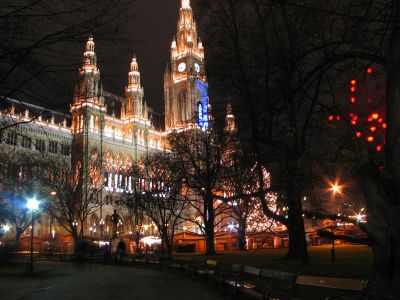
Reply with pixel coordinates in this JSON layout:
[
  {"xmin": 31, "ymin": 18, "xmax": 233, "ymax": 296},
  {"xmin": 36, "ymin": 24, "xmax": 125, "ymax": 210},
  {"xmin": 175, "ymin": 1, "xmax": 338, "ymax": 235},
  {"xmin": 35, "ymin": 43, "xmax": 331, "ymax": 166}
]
[
  {"xmin": 296, "ymin": 275, "xmax": 367, "ymax": 292},
  {"xmin": 261, "ymin": 268, "xmax": 296, "ymax": 281},
  {"xmin": 243, "ymin": 266, "xmax": 261, "ymax": 276}
]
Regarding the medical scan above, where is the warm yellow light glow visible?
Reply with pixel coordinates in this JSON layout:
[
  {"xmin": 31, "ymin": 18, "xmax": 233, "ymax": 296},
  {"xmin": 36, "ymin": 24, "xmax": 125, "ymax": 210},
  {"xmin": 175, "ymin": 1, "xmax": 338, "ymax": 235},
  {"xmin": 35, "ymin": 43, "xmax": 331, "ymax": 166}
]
[{"xmin": 331, "ymin": 184, "xmax": 341, "ymax": 194}]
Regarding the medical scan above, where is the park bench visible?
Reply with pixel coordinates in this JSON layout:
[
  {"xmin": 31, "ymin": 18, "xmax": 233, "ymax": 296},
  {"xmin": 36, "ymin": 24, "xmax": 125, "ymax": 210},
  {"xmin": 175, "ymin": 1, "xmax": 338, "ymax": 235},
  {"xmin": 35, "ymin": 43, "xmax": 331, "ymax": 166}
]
[
  {"xmin": 293, "ymin": 275, "xmax": 368, "ymax": 300},
  {"xmin": 238, "ymin": 267, "xmax": 297, "ymax": 300},
  {"xmin": 195, "ymin": 259, "xmax": 218, "ymax": 278},
  {"xmin": 213, "ymin": 263, "xmax": 243, "ymax": 294},
  {"xmin": 133, "ymin": 255, "xmax": 161, "ymax": 265},
  {"xmin": 181, "ymin": 258, "xmax": 208, "ymax": 274}
]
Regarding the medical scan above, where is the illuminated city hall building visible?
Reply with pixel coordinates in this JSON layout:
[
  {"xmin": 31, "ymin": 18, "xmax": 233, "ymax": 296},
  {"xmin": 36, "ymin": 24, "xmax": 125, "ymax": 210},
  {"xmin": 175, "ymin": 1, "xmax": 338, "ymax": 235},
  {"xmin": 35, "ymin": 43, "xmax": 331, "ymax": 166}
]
[{"xmin": 0, "ymin": 0, "xmax": 212, "ymax": 249}]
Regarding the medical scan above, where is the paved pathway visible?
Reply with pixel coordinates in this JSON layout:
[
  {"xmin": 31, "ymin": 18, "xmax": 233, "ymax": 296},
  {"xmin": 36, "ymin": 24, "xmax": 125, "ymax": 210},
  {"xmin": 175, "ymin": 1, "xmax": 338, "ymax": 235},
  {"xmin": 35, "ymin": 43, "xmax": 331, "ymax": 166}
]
[{"xmin": 0, "ymin": 262, "xmax": 224, "ymax": 300}]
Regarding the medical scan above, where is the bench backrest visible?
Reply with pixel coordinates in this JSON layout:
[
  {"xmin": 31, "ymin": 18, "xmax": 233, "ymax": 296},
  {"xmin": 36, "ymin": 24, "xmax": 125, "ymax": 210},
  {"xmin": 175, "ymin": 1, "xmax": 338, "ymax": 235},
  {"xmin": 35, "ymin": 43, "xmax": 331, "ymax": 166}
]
[
  {"xmin": 296, "ymin": 275, "xmax": 367, "ymax": 292},
  {"xmin": 230, "ymin": 263, "xmax": 242, "ymax": 275},
  {"xmin": 243, "ymin": 266, "xmax": 262, "ymax": 276},
  {"xmin": 206, "ymin": 259, "xmax": 217, "ymax": 266},
  {"xmin": 261, "ymin": 268, "xmax": 296, "ymax": 281}
]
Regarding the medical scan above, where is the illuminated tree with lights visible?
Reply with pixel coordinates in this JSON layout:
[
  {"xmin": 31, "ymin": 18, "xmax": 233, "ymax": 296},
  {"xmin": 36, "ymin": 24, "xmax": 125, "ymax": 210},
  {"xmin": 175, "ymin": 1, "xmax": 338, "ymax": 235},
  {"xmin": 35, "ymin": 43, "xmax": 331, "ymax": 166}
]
[
  {"xmin": 327, "ymin": 67, "xmax": 386, "ymax": 156},
  {"xmin": 168, "ymin": 128, "xmax": 228, "ymax": 255},
  {"xmin": 200, "ymin": 0, "xmax": 400, "ymax": 288},
  {"xmin": 128, "ymin": 152, "xmax": 186, "ymax": 258}
]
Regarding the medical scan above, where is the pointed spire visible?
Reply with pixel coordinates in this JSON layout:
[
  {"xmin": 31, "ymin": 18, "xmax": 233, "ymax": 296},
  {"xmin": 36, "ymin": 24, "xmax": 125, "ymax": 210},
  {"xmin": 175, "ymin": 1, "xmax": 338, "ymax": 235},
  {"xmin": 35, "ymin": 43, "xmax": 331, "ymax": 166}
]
[
  {"xmin": 130, "ymin": 55, "xmax": 139, "ymax": 72},
  {"xmin": 181, "ymin": 0, "xmax": 191, "ymax": 9},
  {"xmin": 127, "ymin": 55, "xmax": 141, "ymax": 89},
  {"xmin": 83, "ymin": 35, "xmax": 97, "ymax": 70},
  {"xmin": 171, "ymin": 38, "xmax": 177, "ymax": 49},
  {"xmin": 124, "ymin": 55, "xmax": 144, "ymax": 119},
  {"xmin": 225, "ymin": 104, "xmax": 237, "ymax": 133}
]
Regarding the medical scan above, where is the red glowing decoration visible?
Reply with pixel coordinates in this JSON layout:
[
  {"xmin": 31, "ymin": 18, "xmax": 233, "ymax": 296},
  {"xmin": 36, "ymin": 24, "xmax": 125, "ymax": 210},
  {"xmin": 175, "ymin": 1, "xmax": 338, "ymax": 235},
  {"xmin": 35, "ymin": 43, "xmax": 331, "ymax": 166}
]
[
  {"xmin": 350, "ymin": 97, "xmax": 356, "ymax": 103},
  {"xmin": 350, "ymin": 79, "xmax": 357, "ymax": 85},
  {"xmin": 378, "ymin": 118, "xmax": 383, "ymax": 123},
  {"xmin": 382, "ymin": 123, "xmax": 387, "ymax": 129},
  {"xmin": 336, "ymin": 116, "xmax": 341, "ymax": 121},
  {"xmin": 328, "ymin": 115, "xmax": 334, "ymax": 121},
  {"xmin": 372, "ymin": 113, "xmax": 379, "ymax": 120},
  {"xmin": 367, "ymin": 136, "xmax": 374, "ymax": 143},
  {"xmin": 350, "ymin": 86, "xmax": 356, "ymax": 93},
  {"xmin": 367, "ymin": 67, "xmax": 373, "ymax": 74},
  {"xmin": 376, "ymin": 145, "xmax": 382, "ymax": 152},
  {"xmin": 370, "ymin": 126, "xmax": 376, "ymax": 132},
  {"xmin": 356, "ymin": 132, "xmax": 362, "ymax": 138}
]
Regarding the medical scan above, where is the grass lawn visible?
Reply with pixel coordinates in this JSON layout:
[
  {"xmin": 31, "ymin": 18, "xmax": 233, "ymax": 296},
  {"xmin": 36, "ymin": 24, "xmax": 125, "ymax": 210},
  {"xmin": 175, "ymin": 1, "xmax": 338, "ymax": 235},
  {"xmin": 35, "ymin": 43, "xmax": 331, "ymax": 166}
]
[{"xmin": 175, "ymin": 245, "xmax": 373, "ymax": 279}]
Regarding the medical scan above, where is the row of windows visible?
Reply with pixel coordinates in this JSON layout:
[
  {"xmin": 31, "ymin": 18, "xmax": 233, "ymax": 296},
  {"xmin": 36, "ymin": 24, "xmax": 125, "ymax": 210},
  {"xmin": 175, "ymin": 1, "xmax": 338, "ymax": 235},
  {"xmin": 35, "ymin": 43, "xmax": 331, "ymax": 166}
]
[
  {"xmin": 103, "ymin": 172, "xmax": 170, "ymax": 194},
  {"xmin": 1, "ymin": 132, "xmax": 70, "ymax": 156}
]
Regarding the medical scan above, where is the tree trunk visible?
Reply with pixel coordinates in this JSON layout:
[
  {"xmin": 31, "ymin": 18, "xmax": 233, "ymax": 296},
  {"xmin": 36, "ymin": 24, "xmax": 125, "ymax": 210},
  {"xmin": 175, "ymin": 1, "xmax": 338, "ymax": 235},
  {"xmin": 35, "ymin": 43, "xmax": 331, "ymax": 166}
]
[
  {"xmin": 204, "ymin": 196, "xmax": 216, "ymax": 255},
  {"xmin": 353, "ymin": 165, "xmax": 400, "ymax": 289},
  {"xmin": 160, "ymin": 228, "xmax": 171, "ymax": 256},
  {"xmin": 205, "ymin": 225, "xmax": 216, "ymax": 255},
  {"xmin": 286, "ymin": 216, "xmax": 308, "ymax": 263},
  {"xmin": 237, "ymin": 220, "xmax": 247, "ymax": 251},
  {"xmin": 285, "ymin": 185, "xmax": 309, "ymax": 263},
  {"xmin": 15, "ymin": 230, "xmax": 22, "ymax": 251},
  {"xmin": 205, "ymin": 216, "xmax": 215, "ymax": 254},
  {"xmin": 165, "ymin": 236, "xmax": 173, "ymax": 258},
  {"xmin": 135, "ymin": 231, "xmax": 141, "ymax": 254},
  {"xmin": 284, "ymin": 149, "xmax": 309, "ymax": 263}
]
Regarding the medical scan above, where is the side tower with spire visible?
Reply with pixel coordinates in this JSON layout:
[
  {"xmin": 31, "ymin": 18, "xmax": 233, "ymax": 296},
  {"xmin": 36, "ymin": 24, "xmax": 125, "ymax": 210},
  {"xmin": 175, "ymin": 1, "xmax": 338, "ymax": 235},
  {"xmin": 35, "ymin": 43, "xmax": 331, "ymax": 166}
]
[
  {"xmin": 70, "ymin": 36, "xmax": 106, "ymax": 187},
  {"xmin": 123, "ymin": 56, "xmax": 146, "ymax": 120},
  {"xmin": 164, "ymin": 0, "xmax": 207, "ymax": 130}
]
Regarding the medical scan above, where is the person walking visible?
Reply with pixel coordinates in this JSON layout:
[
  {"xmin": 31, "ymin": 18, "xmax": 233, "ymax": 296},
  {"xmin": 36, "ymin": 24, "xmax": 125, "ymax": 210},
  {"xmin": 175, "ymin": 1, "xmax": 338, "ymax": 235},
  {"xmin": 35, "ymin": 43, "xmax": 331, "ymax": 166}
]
[{"xmin": 116, "ymin": 239, "xmax": 126, "ymax": 263}]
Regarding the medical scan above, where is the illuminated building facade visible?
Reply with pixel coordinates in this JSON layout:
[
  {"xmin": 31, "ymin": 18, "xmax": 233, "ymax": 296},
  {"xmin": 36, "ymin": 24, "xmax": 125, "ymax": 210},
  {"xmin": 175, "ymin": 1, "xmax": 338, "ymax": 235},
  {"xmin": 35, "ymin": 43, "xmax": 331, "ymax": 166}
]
[
  {"xmin": 0, "ymin": 0, "xmax": 211, "ymax": 247},
  {"xmin": 164, "ymin": 0, "xmax": 208, "ymax": 130}
]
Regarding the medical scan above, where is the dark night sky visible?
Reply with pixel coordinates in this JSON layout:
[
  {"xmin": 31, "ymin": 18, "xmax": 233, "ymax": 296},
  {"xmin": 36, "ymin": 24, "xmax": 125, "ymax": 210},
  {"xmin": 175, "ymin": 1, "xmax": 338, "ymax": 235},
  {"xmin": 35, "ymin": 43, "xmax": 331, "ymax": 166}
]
[{"xmin": 97, "ymin": 0, "xmax": 182, "ymax": 115}]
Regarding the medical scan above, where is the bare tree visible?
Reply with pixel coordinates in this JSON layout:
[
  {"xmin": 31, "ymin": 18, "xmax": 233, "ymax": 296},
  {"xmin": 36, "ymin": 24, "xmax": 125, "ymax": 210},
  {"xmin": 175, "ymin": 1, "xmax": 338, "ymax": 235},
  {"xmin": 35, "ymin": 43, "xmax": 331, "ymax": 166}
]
[
  {"xmin": 130, "ymin": 152, "xmax": 186, "ymax": 258},
  {"xmin": 40, "ymin": 156, "xmax": 104, "ymax": 244},
  {"xmin": 0, "ymin": 146, "xmax": 44, "ymax": 249},
  {"xmin": 167, "ymin": 128, "xmax": 229, "ymax": 255},
  {"xmin": 115, "ymin": 192, "xmax": 145, "ymax": 254},
  {"xmin": 0, "ymin": 0, "xmax": 134, "ymax": 131},
  {"xmin": 199, "ymin": 0, "xmax": 400, "ymax": 289}
]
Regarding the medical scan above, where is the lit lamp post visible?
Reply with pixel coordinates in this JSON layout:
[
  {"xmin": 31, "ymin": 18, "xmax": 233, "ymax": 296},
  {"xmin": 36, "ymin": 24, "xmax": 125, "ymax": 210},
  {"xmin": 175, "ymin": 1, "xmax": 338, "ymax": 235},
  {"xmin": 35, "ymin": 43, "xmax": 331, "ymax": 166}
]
[
  {"xmin": 99, "ymin": 219, "xmax": 105, "ymax": 240},
  {"xmin": 26, "ymin": 198, "xmax": 40, "ymax": 274},
  {"xmin": 1, "ymin": 224, "xmax": 10, "ymax": 245},
  {"xmin": 329, "ymin": 183, "xmax": 341, "ymax": 263}
]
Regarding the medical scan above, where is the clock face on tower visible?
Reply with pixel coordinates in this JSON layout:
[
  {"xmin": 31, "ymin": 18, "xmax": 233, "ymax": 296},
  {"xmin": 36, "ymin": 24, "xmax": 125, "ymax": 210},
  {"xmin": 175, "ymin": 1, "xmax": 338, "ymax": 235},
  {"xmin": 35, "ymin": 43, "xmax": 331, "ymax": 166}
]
[
  {"xmin": 178, "ymin": 62, "xmax": 186, "ymax": 72},
  {"xmin": 194, "ymin": 63, "xmax": 200, "ymax": 73}
]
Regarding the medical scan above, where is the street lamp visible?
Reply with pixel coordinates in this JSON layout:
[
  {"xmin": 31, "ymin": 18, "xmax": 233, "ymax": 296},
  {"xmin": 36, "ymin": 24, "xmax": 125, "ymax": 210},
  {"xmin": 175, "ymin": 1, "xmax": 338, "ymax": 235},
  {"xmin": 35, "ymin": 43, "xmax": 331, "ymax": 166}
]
[
  {"xmin": 1, "ymin": 224, "xmax": 10, "ymax": 233},
  {"xmin": 330, "ymin": 183, "xmax": 341, "ymax": 194},
  {"xmin": 329, "ymin": 182, "xmax": 342, "ymax": 263},
  {"xmin": 26, "ymin": 198, "xmax": 39, "ymax": 274},
  {"xmin": 0, "ymin": 224, "xmax": 10, "ymax": 245}
]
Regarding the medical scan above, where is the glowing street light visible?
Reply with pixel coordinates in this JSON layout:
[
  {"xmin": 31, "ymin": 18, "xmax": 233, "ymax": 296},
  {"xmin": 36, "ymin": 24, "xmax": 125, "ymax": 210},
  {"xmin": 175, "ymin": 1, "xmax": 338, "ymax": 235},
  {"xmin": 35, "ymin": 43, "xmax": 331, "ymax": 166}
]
[
  {"xmin": 1, "ymin": 224, "xmax": 10, "ymax": 233},
  {"xmin": 27, "ymin": 198, "xmax": 39, "ymax": 211},
  {"xmin": 328, "ymin": 184, "xmax": 342, "ymax": 263},
  {"xmin": 26, "ymin": 197, "xmax": 40, "ymax": 274},
  {"xmin": 330, "ymin": 184, "xmax": 341, "ymax": 194}
]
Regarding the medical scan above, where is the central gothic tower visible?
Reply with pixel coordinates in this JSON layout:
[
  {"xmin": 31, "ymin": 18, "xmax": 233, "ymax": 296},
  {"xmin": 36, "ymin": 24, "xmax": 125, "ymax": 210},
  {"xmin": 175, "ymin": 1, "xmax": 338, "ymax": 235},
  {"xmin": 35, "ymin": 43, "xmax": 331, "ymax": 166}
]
[{"xmin": 164, "ymin": 0, "xmax": 207, "ymax": 130}]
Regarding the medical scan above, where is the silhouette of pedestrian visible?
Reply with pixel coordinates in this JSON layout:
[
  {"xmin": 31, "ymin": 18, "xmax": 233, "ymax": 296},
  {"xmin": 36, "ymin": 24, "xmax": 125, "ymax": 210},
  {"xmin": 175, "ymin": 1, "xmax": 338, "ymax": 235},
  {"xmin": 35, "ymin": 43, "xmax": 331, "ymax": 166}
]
[{"xmin": 116, "ymin": 239, "xmax": 126, "ymax": 263}]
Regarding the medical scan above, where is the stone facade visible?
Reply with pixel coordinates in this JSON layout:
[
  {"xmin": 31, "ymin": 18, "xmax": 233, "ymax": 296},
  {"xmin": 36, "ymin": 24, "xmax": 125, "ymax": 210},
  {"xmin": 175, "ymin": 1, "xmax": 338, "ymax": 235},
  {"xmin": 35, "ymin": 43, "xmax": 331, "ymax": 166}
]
[{"xmin": 0, "ymin": 0, "xmax": 208, "ymax": 244}]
